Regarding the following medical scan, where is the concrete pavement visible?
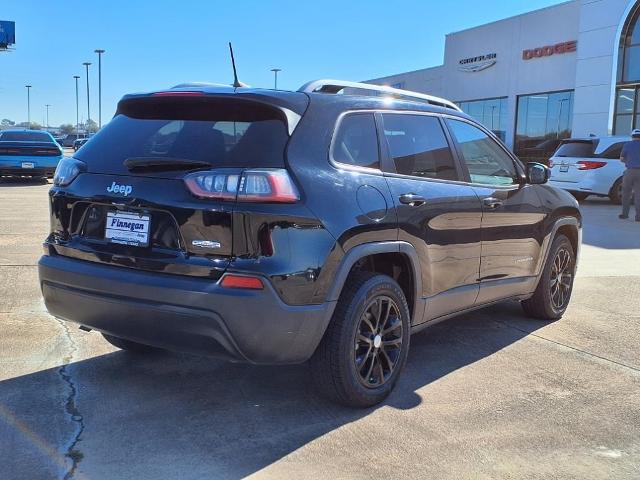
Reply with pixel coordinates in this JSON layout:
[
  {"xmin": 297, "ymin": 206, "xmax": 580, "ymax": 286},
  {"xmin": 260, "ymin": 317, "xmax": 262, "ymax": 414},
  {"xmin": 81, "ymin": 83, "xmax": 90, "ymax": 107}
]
[{"xmin": 0, "ymin": 180, "xmax": 638, "ymax": 479}]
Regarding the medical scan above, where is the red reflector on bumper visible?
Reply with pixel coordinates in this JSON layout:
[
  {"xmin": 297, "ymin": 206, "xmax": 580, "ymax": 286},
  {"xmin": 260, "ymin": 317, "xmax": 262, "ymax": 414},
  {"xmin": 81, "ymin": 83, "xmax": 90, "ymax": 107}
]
[{"xmin": 220, "ymin": 275, "xmax": 264, "ymax": 290}]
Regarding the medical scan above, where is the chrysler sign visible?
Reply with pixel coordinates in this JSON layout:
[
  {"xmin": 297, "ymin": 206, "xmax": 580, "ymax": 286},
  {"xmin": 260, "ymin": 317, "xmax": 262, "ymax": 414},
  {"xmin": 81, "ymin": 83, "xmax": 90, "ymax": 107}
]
[{"xmin": 458, "ymin": 53, "xmax": 497, "ymax": 73}]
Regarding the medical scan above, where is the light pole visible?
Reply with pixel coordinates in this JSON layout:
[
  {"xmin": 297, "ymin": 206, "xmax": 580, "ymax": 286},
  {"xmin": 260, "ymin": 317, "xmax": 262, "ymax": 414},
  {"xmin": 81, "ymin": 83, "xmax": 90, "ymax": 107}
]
[
  {"xmin": 270, "ymin": 68, "xmax": 281, "ymax": 90},
  {"xmin": 94, "ymin": 49, "xmax": 105, "ymax": 129},
  {"xmin": 45, "ymin": 104, "xmax": 51, "ymax": 129},
  {"xmin": 25, "ymin": 85, "xmax": 32, "ymax": 129},
  {"xmin": 556, "ymin": 98, "xmax": 569, "ymax": 138},
  {"xmin": 73, "ymin": 76, "xmax": 80, "ymax": 134},
  {"xmin": 82, "ymin": 62, "xmax": 92, "ymax": 129}
]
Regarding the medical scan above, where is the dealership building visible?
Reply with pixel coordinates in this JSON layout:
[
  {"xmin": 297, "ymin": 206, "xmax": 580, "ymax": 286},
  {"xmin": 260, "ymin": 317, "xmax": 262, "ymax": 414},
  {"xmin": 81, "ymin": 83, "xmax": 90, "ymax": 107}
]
[{"xmin": 364, "ymin": 0, "xmax": 640, "ymax": 159}]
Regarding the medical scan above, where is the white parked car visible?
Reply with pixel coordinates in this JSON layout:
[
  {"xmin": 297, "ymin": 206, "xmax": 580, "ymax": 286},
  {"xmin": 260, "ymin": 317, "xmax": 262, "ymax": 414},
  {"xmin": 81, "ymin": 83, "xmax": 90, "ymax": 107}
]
[{"xmin": 548, "ymin": 136, "xmax": 627, "ymax": 203}]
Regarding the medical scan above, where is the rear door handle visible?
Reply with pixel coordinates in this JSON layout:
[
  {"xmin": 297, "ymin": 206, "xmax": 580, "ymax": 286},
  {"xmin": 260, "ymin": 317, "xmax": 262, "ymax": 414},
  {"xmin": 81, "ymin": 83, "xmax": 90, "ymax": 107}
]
[
  {"xmin": 483, "ymin": 197, "xmax": 503, "ymax": 209},
  {"xmin": 399, "ymin": 193, "xmax": 426, "ymax": 206}
]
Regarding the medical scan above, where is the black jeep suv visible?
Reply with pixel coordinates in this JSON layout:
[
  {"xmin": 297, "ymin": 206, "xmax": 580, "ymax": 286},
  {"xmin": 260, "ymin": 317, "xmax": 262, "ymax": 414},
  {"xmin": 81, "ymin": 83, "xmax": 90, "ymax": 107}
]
[{"xmin": 39, "ymin": 80, "xmax": 581, "ymax": 407}]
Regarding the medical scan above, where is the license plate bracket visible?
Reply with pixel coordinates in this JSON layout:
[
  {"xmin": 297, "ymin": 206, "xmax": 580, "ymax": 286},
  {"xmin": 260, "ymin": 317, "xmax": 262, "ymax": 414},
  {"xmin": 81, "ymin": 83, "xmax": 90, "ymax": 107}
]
[{"xmin": 105, "ymin": 210, "xmax": 151, "ymax": 247}]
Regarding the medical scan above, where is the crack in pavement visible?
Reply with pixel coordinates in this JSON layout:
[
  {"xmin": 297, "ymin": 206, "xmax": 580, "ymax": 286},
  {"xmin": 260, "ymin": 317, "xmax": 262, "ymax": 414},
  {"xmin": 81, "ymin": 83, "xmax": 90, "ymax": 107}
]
[
  {"xmin": 55, "ymin": 318, "xmax": 85, "ymax": 480},
  {"xmin": 496, "ymin": 320, "xmax": 640, "ymax": 374}
]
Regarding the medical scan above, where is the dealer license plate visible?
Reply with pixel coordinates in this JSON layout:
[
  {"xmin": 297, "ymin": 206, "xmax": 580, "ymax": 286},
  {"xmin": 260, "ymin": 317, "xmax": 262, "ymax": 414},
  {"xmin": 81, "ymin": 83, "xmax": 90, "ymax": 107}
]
[{"xmin": 105, "ymin": 211, "xmax": 151, "ymax": 247}]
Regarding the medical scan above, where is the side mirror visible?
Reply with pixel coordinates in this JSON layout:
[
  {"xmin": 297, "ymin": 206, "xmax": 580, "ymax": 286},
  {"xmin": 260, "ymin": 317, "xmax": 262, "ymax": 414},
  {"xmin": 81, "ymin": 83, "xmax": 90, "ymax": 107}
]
[{"xmin": 526, "ymin": 162, "xmax": 550, "ymax": 185}]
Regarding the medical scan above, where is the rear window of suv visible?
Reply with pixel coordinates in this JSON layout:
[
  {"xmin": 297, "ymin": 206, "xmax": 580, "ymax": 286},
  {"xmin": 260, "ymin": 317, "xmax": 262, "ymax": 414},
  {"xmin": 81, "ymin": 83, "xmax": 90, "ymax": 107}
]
[
  {"xmin": 553, "ymin": 140, "xmax": 596, "ymax": 158},
  {"xmin": 75, "ymin": 97, "xmax": 289, "ymax": 170}
]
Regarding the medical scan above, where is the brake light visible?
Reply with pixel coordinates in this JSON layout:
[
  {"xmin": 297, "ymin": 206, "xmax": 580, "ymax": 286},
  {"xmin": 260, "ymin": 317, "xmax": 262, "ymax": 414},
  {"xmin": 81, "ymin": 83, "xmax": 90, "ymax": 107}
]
[
  {"xmin": 152, "ymin": 91, "xmax": 204, "ymax": 97},
  {"xmin": 220, "ymin": 274, "xmax": 264, "ymax": 290},
  {"xmin": 238, "ymin": 169, "xmax": 299, "ymax": 203},
  {"xmin": 577, "ymin": 160, "xmax": 607, "ymax": 170},
  {"xmin": 184, "ymin": 168, "xmax": 299, "ymax": 203}
]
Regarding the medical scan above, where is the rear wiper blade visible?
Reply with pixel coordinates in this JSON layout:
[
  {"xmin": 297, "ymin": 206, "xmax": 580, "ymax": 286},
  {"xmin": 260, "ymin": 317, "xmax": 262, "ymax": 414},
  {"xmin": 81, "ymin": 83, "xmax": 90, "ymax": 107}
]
[{"xmin": 124, "ymin": 157, "xmax": 211, "ymax": 172}]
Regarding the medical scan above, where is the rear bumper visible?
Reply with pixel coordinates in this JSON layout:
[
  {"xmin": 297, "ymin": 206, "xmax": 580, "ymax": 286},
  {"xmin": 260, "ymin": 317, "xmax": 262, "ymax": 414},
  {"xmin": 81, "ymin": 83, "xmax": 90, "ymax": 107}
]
[
  {"xmin": 38, "ymin": 254, "xmax": 334, "ymax": 364},
  {"xmin": 548, "ymin": 177, "xmax": 610, "ymax": 196},
  {"xmin": 0, "ymin": 155, "xmax": 62, "ymax": 177},
  {"xmin": 548, "ymin": 163, "xmax": 623, "ymax": 196},
  {"xmin": 0, "ymin": 166, "xmax": 55, "ymax": 177}
]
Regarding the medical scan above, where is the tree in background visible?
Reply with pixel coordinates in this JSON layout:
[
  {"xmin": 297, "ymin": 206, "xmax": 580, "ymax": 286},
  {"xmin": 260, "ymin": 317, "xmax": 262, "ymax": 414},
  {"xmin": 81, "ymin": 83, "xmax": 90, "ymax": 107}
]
[
  {"xmin": 85, "ymin": 119, "xmax": 98, "ymax": 133},
  {"xmin": 1, "ymin": 119, "xmax": 15, "ymax": 127},
  {"xmin": 16, "ymin": 121, "xmax": 42, "ymax": 130},
  {"xmin": 59, "ymin": 124, "xmax": 75, "ymax": 135}
]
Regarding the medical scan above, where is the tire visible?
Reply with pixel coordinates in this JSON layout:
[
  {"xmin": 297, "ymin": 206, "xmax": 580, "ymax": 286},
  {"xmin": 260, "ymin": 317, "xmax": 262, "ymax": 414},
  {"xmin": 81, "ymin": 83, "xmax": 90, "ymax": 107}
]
[
  {"xmin": 311, "ymin": 271, "xmax": 411, "ymax": 408},
  {"xmin": 521, "ymin": 234, "xmax": 575, "ymax": 320},
  {"xmin": 570, "ymin": 191, "xmax": 589, "ymax": 201},
  {"xmin": 609, "ymin": 178, "xmax": 623, "ymax": 205},
  {"xmin": 102, "ymin": 333, "xmax": 159, "ymax": 353}
]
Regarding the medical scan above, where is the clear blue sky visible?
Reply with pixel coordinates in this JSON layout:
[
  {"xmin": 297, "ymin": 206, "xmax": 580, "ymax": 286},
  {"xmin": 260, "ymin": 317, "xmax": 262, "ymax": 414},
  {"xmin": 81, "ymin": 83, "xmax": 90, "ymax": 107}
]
[{"xmin": 1, "ymin": 0, "xmax": 561, "ymax": 127}]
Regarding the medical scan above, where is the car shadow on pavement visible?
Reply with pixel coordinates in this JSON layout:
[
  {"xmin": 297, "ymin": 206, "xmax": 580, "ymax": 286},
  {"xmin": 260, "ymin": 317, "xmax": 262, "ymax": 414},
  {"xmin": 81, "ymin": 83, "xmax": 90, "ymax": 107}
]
[
  {"xmin": 0, "ymin": 177, "xmax": 50, "ymax": 187},
  {"xmin": 0, "ymin": 301, "xmax": 544, "ymax": 480}
]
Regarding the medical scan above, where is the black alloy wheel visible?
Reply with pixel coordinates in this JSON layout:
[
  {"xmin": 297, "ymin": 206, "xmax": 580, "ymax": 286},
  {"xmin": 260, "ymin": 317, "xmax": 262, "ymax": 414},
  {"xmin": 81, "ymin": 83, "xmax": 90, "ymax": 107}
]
[
  {"xmin": 311, "ymin": 272, "xmax": 411, "ymax": 408},
  {"xmin": 354, "ymin": 296, "xmax": 403, "ymax": 388},
  {"xmin": 521, "ymin": 234, "xmax": 575, "ymax": 320},
  {"xmin": 549, "ymin": 247, "xmax": 573, "ymax": 311}
]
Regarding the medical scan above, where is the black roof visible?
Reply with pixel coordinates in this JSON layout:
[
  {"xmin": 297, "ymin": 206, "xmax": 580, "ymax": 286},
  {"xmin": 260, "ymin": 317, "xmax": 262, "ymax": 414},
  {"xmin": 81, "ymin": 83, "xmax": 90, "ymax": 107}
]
[{"xmin": 118, "ymin": 83, "xmax": 470, "ymax": 120}]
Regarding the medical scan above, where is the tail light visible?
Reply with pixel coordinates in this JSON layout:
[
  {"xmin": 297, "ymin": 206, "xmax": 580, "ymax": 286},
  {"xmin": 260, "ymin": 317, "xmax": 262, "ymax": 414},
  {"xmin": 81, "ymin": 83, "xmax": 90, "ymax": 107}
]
[
  {"xmin": 577, "ymin": 160, "xmax": 607, "ymax": 170},
  {"xmin": 53, "ymin": 158, "xmax": 86, "ymax": 186},
  {"xmin": 34, "ymin": 148, "xmax": 62, "ymax": 156},
  {"xmin": 184, "ymin": 168, "xmax": 299, "ymax": 203},
  {"xmin": 184, "ymin": 171, "xmax": 240, "ymax": 200}
]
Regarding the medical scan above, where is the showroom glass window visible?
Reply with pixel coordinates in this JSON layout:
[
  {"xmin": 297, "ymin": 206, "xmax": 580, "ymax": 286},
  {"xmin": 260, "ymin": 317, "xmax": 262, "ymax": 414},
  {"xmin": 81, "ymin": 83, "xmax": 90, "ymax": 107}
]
[
  {"xmin": 614, "ymin": 4, "xmax": 640, "ymax": 135},
  {"xmin": 514, "ymin": 90, "xmax": 574, "ymax": 163},
  {"xmin": 457, "ymin": 97, "xmax": 508, "ymax": 142}
]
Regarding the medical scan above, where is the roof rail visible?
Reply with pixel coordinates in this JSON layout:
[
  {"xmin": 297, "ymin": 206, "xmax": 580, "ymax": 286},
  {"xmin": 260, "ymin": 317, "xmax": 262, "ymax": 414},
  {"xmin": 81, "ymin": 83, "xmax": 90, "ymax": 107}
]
[{"xmin": 298, "ymin": 79, "xmax": 461, "ymax": 111}]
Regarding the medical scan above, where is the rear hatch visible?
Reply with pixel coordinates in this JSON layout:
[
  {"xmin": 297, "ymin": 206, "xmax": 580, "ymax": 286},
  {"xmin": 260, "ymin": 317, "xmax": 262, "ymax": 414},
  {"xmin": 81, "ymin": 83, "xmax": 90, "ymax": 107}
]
[
  {"xmin": 549, "ymin": 139, "xmax": 597, "ymax": 183},
  {"xmin": 49, "ymin": 92, "xmax": 305, "ymax": 279}
]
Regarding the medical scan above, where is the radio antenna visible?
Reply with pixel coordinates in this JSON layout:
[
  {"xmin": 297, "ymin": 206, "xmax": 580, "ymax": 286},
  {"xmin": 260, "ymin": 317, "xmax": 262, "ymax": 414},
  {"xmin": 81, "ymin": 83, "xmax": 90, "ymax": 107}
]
[{"xmin": 229, "ymin": 42, "xmax": 247, "ymax": 88}]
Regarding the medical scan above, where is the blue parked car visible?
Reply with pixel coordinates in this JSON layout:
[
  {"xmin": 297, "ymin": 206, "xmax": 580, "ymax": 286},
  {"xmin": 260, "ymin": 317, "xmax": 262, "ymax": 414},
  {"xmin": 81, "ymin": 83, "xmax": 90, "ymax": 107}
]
[{"xmin": 0, "ymin": 129, "xmax": 64, "ymax": 179}]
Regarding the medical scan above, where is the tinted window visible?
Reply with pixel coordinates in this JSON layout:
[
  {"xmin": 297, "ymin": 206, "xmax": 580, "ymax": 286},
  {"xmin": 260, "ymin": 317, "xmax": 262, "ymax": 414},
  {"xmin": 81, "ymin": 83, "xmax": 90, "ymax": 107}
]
[
  {"xmin": 332, "ymin": 114, "xmax": 379, "ymax": 169},
  {"xmin": 381, "ymin": 114, "xmax": 457, "ymax": 180},
  {"xmin": 554, "ymin": 140, "xmax": 596, "ymax": 158},
  {"xmin": 75, "ymin": 99, "xmax": 289, "ymax": 171},
  {"xmin": 447, "ymin": 119, "xmax": 517, "ymax": 185},
  {"xmin": 514, "ymin": 90, "xmax": 573, "ymax": 162},
  {"xmin": 598, "ymin": 142, "xmax": 626, "ymax": 159},
  {"xmin": 457, "ymin": 97, "xmax": 508, "ymax": 142},
  {"xmin": 0, "ymin": 131, "xmax": 53, "ymax": 142}
]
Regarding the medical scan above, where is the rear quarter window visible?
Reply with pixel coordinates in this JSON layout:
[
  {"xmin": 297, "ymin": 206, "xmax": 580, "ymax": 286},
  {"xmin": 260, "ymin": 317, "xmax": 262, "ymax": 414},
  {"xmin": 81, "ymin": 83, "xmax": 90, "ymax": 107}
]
[
  {"xmin": 554, "ymin": 140, "xmax": 596, "ymax": 158},
  {"xmin": 596, "ymin": 142, "xmax": 627, "ymax": 159},
  {"xmin": 331, "ymin": 113, "xmax": 380, "ymax": 169}
]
